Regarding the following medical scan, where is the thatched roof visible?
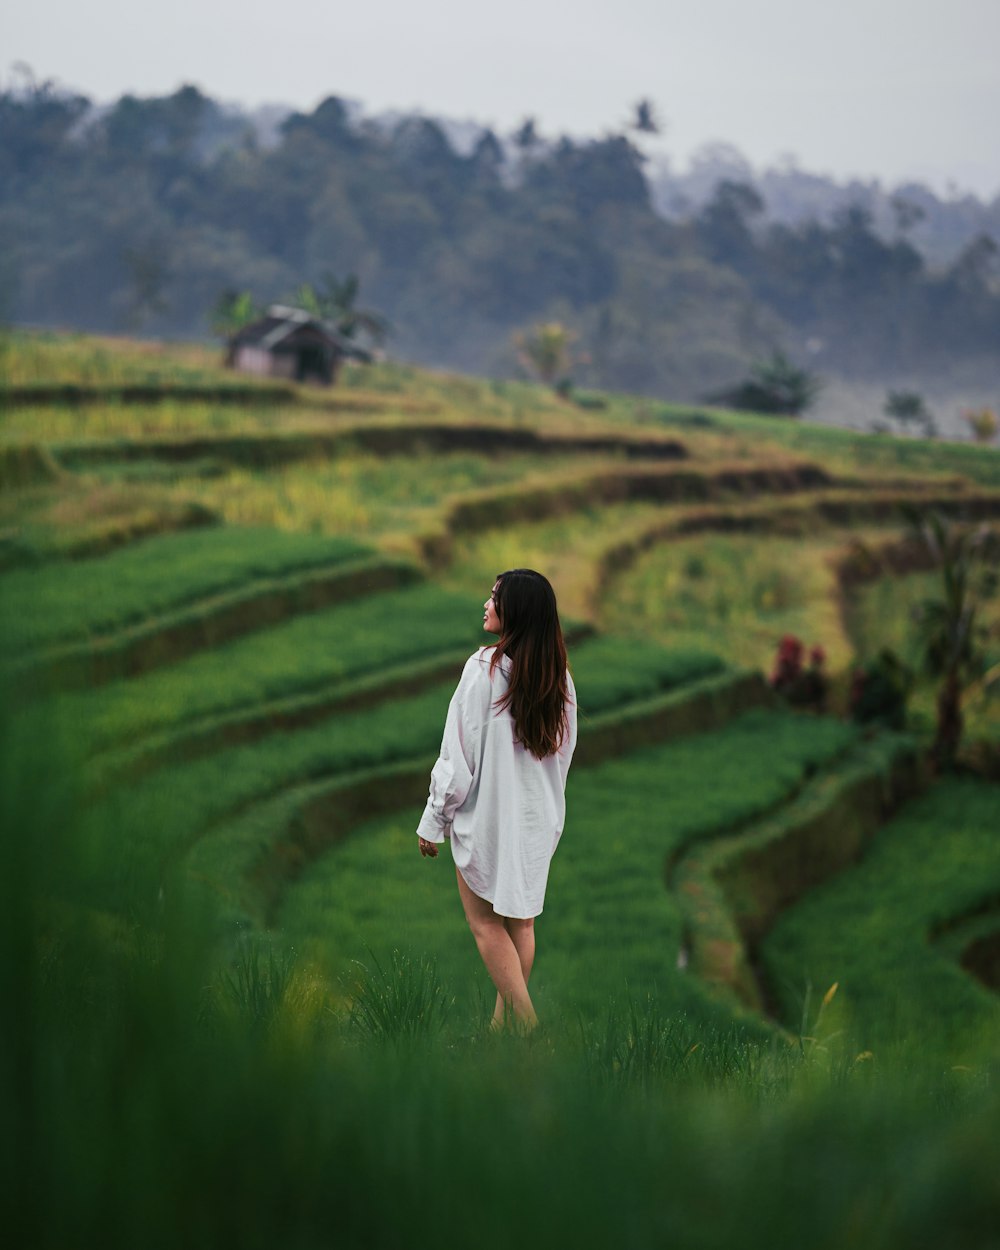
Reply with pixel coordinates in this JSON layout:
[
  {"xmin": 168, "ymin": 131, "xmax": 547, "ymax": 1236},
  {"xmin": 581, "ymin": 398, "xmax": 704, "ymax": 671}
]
[{"xmin": 229, "ymin": 305, "xmax": 372, "ymax": 360}]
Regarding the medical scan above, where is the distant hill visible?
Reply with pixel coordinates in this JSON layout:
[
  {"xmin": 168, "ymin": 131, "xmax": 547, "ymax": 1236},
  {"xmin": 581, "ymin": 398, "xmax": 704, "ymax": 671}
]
[
  {"xmin": 646, "ymin": 142, "xmax": 1000, "ymax": 268},
  {"xmin": 228, "ymin": 104, "xmax": 1000, "ymax": 268},
  {"xmin": 1, "ymin": 80, "xmax": 998, "ymax": 408}
]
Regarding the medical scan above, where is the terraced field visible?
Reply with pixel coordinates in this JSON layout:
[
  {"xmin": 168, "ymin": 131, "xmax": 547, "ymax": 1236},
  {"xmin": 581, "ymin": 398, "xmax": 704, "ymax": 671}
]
[
  {"xmin": 3, "ymin": 330, "xmax": 999, "ymax": 1061},
  {"xmin": 762, "ymin": 777, "xmax": 1000, "ymax": 1060}
]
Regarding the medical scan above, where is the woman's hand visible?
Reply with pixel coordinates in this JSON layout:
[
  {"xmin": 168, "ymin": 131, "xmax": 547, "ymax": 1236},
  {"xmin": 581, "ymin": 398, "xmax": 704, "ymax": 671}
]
[{"xmin": 418, "ymin": 837, "xmax": 439, "ymax": 858}]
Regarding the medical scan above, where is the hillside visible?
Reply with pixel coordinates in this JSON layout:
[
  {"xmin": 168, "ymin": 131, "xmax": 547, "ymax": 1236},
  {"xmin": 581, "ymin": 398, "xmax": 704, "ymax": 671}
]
[
  {"xmin": 4, "ymin": 331, "xmax": 1000, "ymax": 1246},
  {"xmin": 3, "ymin": 328, "xmax": 998, "ymax": 1034}
]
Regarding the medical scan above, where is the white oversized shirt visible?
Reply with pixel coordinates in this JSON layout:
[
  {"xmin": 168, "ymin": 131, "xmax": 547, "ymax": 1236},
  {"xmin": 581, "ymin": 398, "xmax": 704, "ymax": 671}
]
[{"xmin": 416, "ymin": 646, "xmax": 577, "ymax": 919}]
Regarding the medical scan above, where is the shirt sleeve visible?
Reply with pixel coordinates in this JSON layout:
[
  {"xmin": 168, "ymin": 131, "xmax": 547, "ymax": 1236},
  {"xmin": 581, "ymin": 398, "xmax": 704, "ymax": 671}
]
[{"xmin": 416, "ymin": 654, "xmax": 492, "ymax": 843}]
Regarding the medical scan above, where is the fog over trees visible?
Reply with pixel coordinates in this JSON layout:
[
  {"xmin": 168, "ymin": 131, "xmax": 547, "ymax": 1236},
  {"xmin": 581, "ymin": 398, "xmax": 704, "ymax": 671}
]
[{"xmin": 2, "ymin": 77, "xmax": 998, "ymax": 403}]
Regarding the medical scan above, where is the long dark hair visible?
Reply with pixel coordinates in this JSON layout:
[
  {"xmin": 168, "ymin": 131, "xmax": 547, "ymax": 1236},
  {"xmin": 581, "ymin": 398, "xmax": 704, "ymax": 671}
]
[{"xmin": 488, "ymin": 569, "xmax": 570, "ymax": 758}]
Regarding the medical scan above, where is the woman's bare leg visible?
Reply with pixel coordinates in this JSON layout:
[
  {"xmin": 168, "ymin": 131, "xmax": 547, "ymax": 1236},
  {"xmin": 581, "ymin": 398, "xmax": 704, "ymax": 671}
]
[
  {"xmin": 495, "ymin": 917, "xmax": 535, "ymax": 1024},
  {"xmin": 507, "ymin": 916, "xmax": 535, "ymax": 981},
  {"xmin": 455, "ymin": 867, "xmax": 537, "ymax": 1030}
]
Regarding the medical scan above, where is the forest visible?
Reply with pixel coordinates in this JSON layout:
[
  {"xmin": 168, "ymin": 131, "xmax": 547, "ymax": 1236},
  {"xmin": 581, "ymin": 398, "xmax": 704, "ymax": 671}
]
[{"xmin": 2, "ymin": 79, "xmax": 999, "ymax": 402}]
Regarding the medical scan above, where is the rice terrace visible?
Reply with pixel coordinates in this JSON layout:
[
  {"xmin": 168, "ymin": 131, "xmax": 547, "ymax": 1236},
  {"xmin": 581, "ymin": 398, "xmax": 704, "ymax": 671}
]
[{"xmin": 3, "ymin": 329, "xmax": 1000, "ymax": 1248}]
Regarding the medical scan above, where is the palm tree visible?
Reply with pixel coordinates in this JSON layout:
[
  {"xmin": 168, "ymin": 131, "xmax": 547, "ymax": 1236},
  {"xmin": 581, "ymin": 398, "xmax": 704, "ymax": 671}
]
[
  {"xmin": 209, "ymin": 289, "xmax": 260, "ymax": 340},
  {"xmin": 906, "ymin": 508, "xmax": 993, "ymax": 769},
  {"xmin": 293, "ymin": 273, "xmax": 389, "ymax": 344},
  {"xmin": 512, "ymin": 322, "xmax": 576, "ymax": 387}
]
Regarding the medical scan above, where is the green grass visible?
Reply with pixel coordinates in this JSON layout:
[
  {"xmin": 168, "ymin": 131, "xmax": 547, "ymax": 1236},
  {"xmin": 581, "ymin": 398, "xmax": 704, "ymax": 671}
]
[
  {"xmin": 0, "ymin": 527, "xmax": 371, "ymax": 653},
  {"xmin": 49, "ymin": 584, "xmax": 487, "ymax": 752},
  {"xmin": 336, "ymin": 359, "xmax": 581, "ymax": 428},
  {"xmin": 80, "ymin": 680, "xmax": 461, "ymax": 892},
  {"xmin": 346, "ymin": 947, "xmax": 453, "ymax": 1043},
  {"xmin": 9, "ymin": 791, "xmax": 999, "ymax": 1250},
  {"xmin": 155, "ymin": 451, "xmax": 584, "ymax": 547},
  {"xmin": 6, "ymin": 333, "xmax": 1000, "ymax": 1049},
  {"xmin": 761, "ymin": 776, "xmax": 1000, "ymax": 1062},
  {"xmin": 0, "ymin": 480, "xmax": 217, "ymax": 569},
  {"xmin": 277, "ymin": 709, "xmax": 858, "ymax": 1021},
  {"xmin": 569, "ymin": 636, "xmax": 725, "ymax": 714},
  {"xmin": 0, "ymin": 328, "xmax": 234, "ymax": 386},
  {"xmin": 682, "ymin": 404, "xmax": 1000, "ymax": 490},
  {"xmin": 49, "ymin": 601, "xmax": 720, "ymax": 759},
  {"xmin": 600, "ymin": 529, "xmax": 859, "ymax": 671},
  {"xmin": 76, "ymin": 634, "xmax": 733, "ymax": 894},
  {"xmin": 0, "ymin": 331, "xmax": 596, "ymax": 430},
  {"xmin": 445, "ymin": 500, "xmax": 665, "ymax": 618},
  {"xmin": 0, "ymin": 400, "xmax": 292, "ymax": 443}
]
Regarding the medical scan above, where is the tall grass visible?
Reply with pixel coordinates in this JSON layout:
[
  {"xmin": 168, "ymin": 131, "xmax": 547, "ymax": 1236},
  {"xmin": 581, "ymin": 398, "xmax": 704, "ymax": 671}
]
[
  {"xmin": 5, "ymin": 331, "xmax": 1000, "ymax": 1246},
  {"xmin": 216, "ymin": 937, "xmax": 298, "ymax": 1033},
  {"xmin": 580, "ymin": 989, "xmax": 776, "ymax": 1091},
  {"xmin": 347, "ymin": 948, "xmax": 452, "ymax": 1043},
  {"xmin": 4, "ymin": 635, "xmax": 999, "ymax": 1250}
]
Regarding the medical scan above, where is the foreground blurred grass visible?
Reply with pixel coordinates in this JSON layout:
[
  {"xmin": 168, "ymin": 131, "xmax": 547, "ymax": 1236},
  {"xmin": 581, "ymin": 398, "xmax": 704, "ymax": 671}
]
[{"xmin": 4, "ymin": 698, "xmax": 1000, "ymax": 1250}]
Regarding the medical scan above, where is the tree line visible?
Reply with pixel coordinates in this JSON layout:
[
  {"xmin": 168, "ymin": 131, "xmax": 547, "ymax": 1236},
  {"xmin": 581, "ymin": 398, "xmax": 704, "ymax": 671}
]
[{"xmin": 1, "ymin": 78, "xmax": 998, "ymax": 401}]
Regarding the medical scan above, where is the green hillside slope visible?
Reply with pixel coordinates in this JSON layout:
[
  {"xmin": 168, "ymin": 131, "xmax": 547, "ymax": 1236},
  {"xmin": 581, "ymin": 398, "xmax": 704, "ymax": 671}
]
[{"xmin": 2, "ymin": 330, "xmax": 998, "ymax": 1061}]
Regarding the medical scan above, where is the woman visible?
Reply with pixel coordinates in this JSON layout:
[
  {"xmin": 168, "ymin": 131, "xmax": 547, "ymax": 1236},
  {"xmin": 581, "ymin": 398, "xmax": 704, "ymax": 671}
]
[{"xmin": 417, "ymin": 569, "xmax": 577, "ymax": 1030}]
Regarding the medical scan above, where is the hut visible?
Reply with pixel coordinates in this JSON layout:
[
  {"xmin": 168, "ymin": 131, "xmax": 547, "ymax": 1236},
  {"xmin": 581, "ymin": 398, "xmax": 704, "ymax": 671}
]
[{"xmin": 226, "ymin": 305, "xmax": 372, "ymax": 385}]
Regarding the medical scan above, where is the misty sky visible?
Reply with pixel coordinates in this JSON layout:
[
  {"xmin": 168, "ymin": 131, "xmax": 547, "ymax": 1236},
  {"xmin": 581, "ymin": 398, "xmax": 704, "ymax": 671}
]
[{"xmin": 4, "ymin": 0, "xmax": 999, "ymax": 197}]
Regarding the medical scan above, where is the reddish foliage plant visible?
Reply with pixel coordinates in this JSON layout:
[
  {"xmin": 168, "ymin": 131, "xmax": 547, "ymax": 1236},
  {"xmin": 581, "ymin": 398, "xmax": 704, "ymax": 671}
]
[{"xmin": 769, "ymin": 635, "xmax": 827, "ymax": 710}]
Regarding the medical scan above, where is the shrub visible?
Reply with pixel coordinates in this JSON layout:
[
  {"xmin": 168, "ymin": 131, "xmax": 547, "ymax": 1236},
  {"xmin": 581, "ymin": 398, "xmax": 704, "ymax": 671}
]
[
  {"xmin": 849, "ymin": 649, "xmax": 913, "ymax": 729},
  {"xmin": 711, "ymin": 351, "xmax": 823, "ymax": 417},
  {"xmin": 884, "ymin": 390, "xmax": 936, "ymax": 439},
  {"xmin": 769, "ymin": 635, "xmax": 828, "ymax": 710},
  {"xmin": 513, "ymin": 321, "xmax": 577, "ymax": 387},
  {"xmin": 962, "ymin": 407, "xmax": 998, "ymax": 443}
]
